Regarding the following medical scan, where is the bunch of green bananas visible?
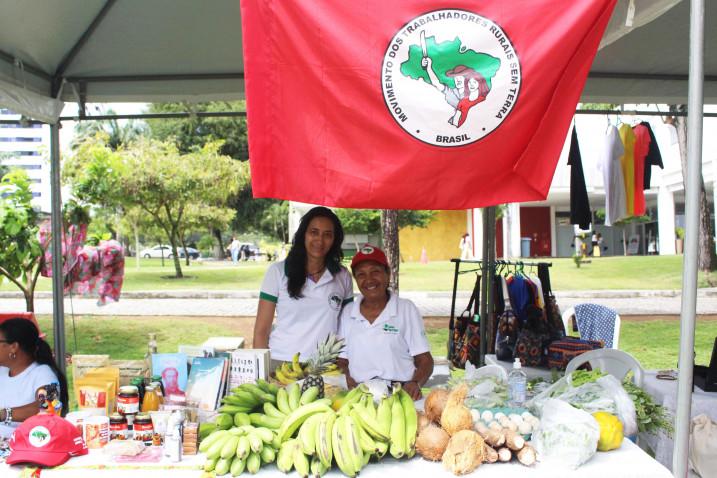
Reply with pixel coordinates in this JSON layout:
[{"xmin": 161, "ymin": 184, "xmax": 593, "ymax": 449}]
[
  {"xmin": 274, "ymin": 353, "xmax": 340, "ymax": 385},
  {"xmin": 202, "ymin": 383, "xmax": 328, "ymax": 475},
  {"xmin": 218, "ymin": 380, "xmax": 279, "ymax": 415},
  {"xmin": 199, "ymin": 424, "xmax": 279, "ymax": 476},
  {"xmin": 277, "ymin": 384, "xmax": 418, "ymax": 477}
]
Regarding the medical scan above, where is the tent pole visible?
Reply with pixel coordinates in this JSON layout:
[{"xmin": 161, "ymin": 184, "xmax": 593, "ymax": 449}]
[
  {"xmin": 49, "ymin": 123, "xmax": 66, "ymax": 375},
  {"xmin": 673, "ymin": 0, "xmax": 703, "ymax": 475},
  {"xmin": 479, "ymin": 208, "xmax": 490, "ymax": 366}
]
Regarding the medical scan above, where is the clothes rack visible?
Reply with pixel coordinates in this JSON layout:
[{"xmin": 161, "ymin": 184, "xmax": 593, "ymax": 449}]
[{"xmin": 449, "ymin": 258, "xmax": 552, "ymax": 367}]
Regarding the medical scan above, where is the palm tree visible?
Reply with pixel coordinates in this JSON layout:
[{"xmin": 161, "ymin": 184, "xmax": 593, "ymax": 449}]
[{"xmin": 71, "ymin": 107, "xmax": 147, "ymax": 151}]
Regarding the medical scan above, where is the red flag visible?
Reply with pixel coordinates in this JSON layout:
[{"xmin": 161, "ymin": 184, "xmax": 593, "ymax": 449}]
[{"xmin": 241, "ymin": 0, "xmax": 617, "ymax": 209}]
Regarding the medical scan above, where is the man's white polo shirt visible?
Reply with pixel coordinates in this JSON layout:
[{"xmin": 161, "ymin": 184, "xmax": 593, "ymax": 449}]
[
  {"xmin": 338, "ymin": 292, "xmax": 430, "ymax": 383},
  {"xmin": 260, "ymin": 260, "xmax": 353, "ymax": 361}
]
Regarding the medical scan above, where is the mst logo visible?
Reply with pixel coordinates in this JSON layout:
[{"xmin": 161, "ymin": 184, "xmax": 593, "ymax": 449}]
[
  {"xmin": 381, "ymin": 9, "xmax": 521, "ymax": 147},
  {"xmin": 28, "ymin": 426, "xmax": 51, "ymax": 447},
  {"xmin": 328, "ymin": 293, "xmax": 343, "ymax": 311}
]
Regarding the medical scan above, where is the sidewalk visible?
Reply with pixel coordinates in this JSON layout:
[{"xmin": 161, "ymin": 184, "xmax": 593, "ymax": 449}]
[{"xmin": 3, "ymin": 289, "xmax": 717, "ymax": 317}]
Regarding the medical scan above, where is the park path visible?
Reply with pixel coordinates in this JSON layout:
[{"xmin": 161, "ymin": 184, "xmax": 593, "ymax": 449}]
[{"xmin": 4, "ymin": 289, "xmax": 717, "ymax": 317}]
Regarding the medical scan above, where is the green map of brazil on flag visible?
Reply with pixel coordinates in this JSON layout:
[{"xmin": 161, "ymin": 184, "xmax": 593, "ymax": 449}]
[{"xmin": 241, "ymin": 0, "xmax": 617, "ymax": 209}]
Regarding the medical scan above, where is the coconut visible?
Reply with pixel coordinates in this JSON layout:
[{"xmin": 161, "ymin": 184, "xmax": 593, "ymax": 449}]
[
  {"xmin": 416, "ymin": 424, "xmax": 450, "ymax": 461},
  {"xmin": 417, "ymin": 411, "xmax": 432, "ymax": 432},
  {"xmin": 442, "ymin": 430, "xmax": 486, "ymax": 475},
  {"xmin": 425, "ymin": 388, "xmax": 449, "ymax": 424},
  {"xmin": 440, "ymin": 384, "xmax": 473, "ymax": 436}
]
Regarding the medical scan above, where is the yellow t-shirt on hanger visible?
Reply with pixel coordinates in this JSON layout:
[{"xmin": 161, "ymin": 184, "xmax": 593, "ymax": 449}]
[{"xmin": 618, "ymin": 123, "xmax": 636, "ymax": 216}]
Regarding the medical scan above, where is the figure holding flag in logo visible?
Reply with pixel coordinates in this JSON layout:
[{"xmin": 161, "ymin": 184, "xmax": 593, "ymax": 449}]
[{"xmin": 422, "ymin": 56, "xmax": 465, "ymax": 111}]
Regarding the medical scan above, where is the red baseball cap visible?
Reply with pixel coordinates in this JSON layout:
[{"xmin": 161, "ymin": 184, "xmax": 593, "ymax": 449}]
[
  {"xmin": 7, "ymin": 414, "xmax": 88, "ymax": 467},
  {"xmin": 351, "ymin": 244, "xmax": 389, "ymax": 270}
]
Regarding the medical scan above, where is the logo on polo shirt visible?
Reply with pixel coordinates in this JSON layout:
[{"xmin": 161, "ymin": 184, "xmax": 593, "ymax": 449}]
[
  {"xmin": 382, "ymin": 324, "xmax": 399, "ymax": 334},
  {"xmin": 328, "ymin": 294, "xmax": 342, "ymax": 311},
  {"xmin": 28, "ymin": 426, "xmax": 51, "ymax": 447}
]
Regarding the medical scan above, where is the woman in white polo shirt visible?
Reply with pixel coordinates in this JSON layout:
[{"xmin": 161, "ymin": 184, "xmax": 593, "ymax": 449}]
[
  {"xmin": 337, "ymin": 245, "xmax": 434, "ymax": 400},
  {"xmin": 253, "ymin": 207, "xmax": 353, "ymax": 364}
]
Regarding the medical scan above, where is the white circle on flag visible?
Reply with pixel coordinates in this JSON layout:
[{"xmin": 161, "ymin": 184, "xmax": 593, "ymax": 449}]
[{"xmin": 381, "ymin": 9, "xmax": 522, "ymax": 147}]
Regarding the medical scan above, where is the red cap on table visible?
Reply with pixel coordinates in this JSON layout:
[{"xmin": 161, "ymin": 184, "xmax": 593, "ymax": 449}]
[{"xmin": 7, "ymin": 414, "xmax": 88, "ymax": 467}]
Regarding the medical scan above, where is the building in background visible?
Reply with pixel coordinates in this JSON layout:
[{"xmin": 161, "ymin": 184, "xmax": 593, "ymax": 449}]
[{"xmin": 0, "ymin": 108, "xmax": 50, "ymax": 212}]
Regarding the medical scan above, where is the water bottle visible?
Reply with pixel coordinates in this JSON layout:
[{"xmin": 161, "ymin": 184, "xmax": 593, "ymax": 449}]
[{"xmin": 508, "ymin": 358, "xmax": 528, "ymax": 407}]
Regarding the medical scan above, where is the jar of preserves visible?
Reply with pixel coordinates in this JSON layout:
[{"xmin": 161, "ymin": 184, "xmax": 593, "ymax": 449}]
[
  {"xmin": 133, "ymin": 414, "xmax": 154, "ymax": 446},
  {"xmin": 117, "ymin": 386, "xmax": 140, "ymax": 415},
  {"xmin": 109, "ymin": 413, "xmax": 130, "ymax": 441}
]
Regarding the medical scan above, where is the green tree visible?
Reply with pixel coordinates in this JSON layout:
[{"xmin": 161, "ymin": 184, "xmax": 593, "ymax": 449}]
[
  {"xmin": 64, "ymin": 136, "xmax": 248, "ymax": 278},
  {"xmin": 146, "ymin": 101, "xmax": 251, "ymax": 257},
  {"xmin": 668, "ymin": 105, "xmax": 716, "ymax": 271},
  {"xmin": 71, "ymin": 108, "xmax": 147, "ymax": 151},
  {"xmin": 0, "ymin": 170, "xmax": 46, "ymax": 312},
  {"xmin": 147, "ymin": 102, "xmax": 248, "ymax": 159}
]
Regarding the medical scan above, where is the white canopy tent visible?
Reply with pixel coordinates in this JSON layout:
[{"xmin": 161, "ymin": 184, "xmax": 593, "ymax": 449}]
[{"xmin": 0, "ymin": 1, "xmax": 712, "ymax": 475}]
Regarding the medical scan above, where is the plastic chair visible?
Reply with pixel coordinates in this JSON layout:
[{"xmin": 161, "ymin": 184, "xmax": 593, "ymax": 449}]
[
  {"xmin": 565, "ymin": 348, "xmax": 644, "ymax": 386},
  {"xmin": 562, "ymin": 304, "xmax": 621, "ymax": 349}
]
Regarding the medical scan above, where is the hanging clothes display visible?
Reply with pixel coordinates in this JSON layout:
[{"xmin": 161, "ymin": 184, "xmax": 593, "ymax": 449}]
[
  {"xmin": 640, "ymin": 121, "xmax": 664, "ymax": 190},
  {"xmin": 568, "ymin": 127, "xmax": 592, "ymax": 229},
  {"xmin": 602, "ymin": 125, "xmax": 628, "ymax": 226},
  {"xmin": 618, "ymin": 123, "xmax": 637, "ymax": 217},
  {"xmin": 632, "ymin": 123, "xmax": 651, "ymax": 216}
]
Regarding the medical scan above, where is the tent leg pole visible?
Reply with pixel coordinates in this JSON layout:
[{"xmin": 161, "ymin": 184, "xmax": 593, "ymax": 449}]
[
  {"xmin": 50, "ymin": 123, "xmax": 66, "ymax": 375},
  {"xmin": 479, "ymin": 208, "xmax": 490, "ymax": 366},
  {"xmin": 673, "ymin": 0, "xmax": 704, "ymax": 475},
  {"xmin": 485, "ymin": 207, "xmax": 496, "ymax": 361}
]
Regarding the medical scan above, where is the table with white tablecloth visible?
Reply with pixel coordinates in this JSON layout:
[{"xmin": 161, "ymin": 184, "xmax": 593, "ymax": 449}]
[
  {"xmin": 638, "ymin": 371, "xmax": 717, "ymax": 470},
  {"xmin": 1, "ymin": 438, "xmax": 672, "ymax": 478}
]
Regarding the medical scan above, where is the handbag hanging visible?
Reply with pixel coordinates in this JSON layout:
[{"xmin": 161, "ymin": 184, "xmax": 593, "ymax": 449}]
[
  {"xmin": 449, "ymin": 275, "xmax": 481, "ymax": 369},
  {"xmin": 495, "ymin": 276, "xmax": 520, "ymax": 362}
]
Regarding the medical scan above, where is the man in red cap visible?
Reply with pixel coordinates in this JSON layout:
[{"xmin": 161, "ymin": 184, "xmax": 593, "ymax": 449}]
[
  {"xmin": 337, "ymin": 244, "xmax": 434, "ymax": 400},
  {"xmin": 6, "ymin": 413, "xmax": 87, "ymax": 468}
]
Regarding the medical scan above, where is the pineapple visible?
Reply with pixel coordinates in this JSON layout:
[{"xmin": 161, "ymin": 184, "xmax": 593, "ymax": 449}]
[{"xmin": 301, "ymin": 333, "xmax": 345, "ymax": 398}]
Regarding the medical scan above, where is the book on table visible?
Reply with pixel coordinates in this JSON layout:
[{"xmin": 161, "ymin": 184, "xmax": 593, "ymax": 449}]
[{"xmin": 185, "ymin": 357, "xmax": 228, "ymax": 410}]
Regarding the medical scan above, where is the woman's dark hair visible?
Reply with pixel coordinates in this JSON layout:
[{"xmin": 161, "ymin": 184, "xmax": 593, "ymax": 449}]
[
  {"xmin": 0, "ymin": 319, "xmax": 68, "ymax": 416},
  {"xmin": 286, "ymin": 206, "xmax": 344, "ymax": 298}
]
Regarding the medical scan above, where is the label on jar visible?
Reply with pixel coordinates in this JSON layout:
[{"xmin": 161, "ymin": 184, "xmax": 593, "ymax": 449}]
[
  {"xmin": 117, "ymin": 395, "xmax": 140, "ymax": 415},
  {"xmin": 133, "ymin": 422, "xmax": 154, "ymax": 446}
]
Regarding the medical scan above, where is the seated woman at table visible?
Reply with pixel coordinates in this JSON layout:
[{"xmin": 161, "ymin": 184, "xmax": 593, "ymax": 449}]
[
  {"xmin": 337, "ymin": 245, "xmax": 434, "ymax": 400},
  {"xmin": 0, "ymin": 318, "xmax": 68, "ymax": 439}
]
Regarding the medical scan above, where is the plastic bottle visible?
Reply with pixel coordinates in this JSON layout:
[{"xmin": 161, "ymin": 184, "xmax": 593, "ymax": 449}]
[
  {"xmin": 164, "ymin": 410, "xmax": 184, "ymax": 462},
  {"xmin": 508, "ymin": 358, "xmax": 528, "ymax": 407}
]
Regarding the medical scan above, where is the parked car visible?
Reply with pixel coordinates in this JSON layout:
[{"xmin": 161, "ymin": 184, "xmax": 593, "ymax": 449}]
[
  {"xmin": 170, "ymin": 247, "xmax": 200, "ymax": 259},
  {"xmin": 140, "ymin": 245, "xmax": 200, "ymax": 259},
  {"xmin": 140, "ymin": 245, "xmax": 173, "ymax": 258}
]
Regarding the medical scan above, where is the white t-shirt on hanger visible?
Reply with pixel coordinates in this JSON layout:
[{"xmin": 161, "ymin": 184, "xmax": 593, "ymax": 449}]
[{"xmin": 602, "ymin": 124, "xmax": 628, "ymax": 226}]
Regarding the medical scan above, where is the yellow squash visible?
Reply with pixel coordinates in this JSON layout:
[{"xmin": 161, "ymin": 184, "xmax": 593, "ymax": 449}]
[{"xmin": 593, "ymin": 411, "xmax": 624, "ymax": 451}]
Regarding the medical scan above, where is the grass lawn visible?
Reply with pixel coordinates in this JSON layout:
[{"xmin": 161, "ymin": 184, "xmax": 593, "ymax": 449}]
[
  {"xmin": 35, "ymin": 315, "xmax": 717, "ymax": 408},
  {"xmin": 4, "ymin": 255, "xmax": 694, "ymax": 293}
]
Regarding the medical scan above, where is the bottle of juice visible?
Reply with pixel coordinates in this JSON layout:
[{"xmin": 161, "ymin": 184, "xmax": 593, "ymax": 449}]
[{"xmin": 142, "ymin": 385, "xmax": 160, "ymax": 412}]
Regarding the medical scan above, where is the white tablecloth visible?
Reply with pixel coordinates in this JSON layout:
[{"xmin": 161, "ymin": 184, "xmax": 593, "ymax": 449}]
[
  {"xmin": 638, "ymin": 371, "xmax": 717, "ymax": 471},
  {"xmin": 2, "ymin": 439, "xmax": 671, "ymax": 478}
]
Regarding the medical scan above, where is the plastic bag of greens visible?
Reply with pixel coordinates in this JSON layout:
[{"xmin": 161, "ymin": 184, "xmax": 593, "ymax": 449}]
[
  {"xmin": 527, "ymin": 371, "xmax": 637, "ymax": 436},
  {"xmin": 532, "ymin": 399, "xmax": 600, "ymax": 469},
  {"xmin": 456, "ymin": 363, "xmax": 509, "ymax": 408}
]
